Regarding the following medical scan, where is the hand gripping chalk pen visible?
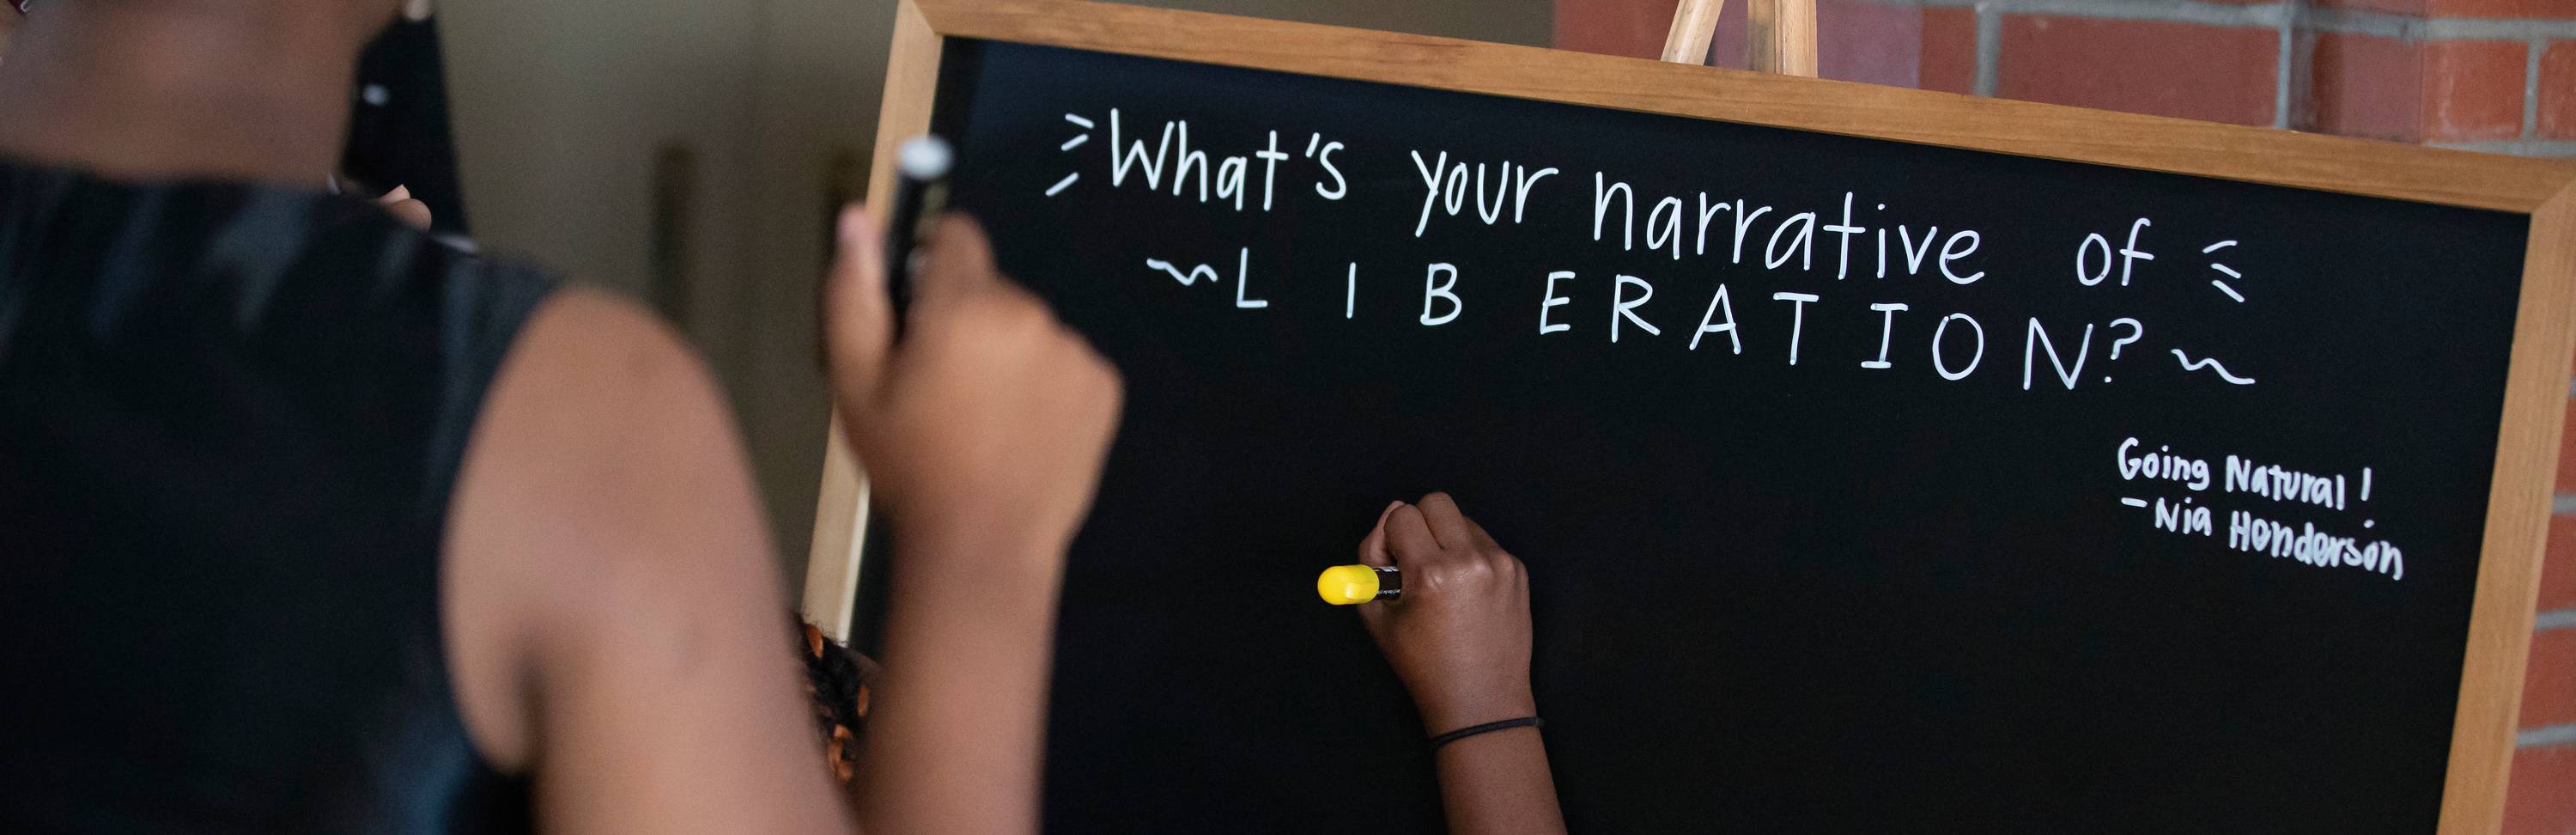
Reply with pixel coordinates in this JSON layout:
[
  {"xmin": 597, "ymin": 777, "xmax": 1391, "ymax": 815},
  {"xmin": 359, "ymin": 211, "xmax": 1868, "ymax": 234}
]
[
  {"xmin": 884, "ymin": 135, "xmax": 954, "ymax": 336},
  {"xmin": 1317, "ymin": 564, "xmax": 1401, "ymax": 605},
  {"xmin": 817, "ymin": 134, "xmax": 950, "ymax": 367},
  {"xmin": 832, "ymin": 135, "xmax": 952, "ymax": 647}
]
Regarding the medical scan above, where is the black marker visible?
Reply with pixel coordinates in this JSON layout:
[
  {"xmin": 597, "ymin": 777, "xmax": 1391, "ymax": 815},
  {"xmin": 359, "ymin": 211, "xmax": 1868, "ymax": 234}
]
[
  {"xmin": 841, "ymin": 137, "xmax": 952, "ymax": 666},
  {"xmin": 884, "ymin": 136, "xmax": 953, "ymax": 333}
]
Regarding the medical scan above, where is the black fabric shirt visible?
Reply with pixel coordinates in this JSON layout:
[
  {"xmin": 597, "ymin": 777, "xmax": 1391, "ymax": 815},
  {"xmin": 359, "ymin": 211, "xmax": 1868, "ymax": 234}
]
[{"xmin": 0, "ymin": 160, "xmax": 550, "ymax": 833}]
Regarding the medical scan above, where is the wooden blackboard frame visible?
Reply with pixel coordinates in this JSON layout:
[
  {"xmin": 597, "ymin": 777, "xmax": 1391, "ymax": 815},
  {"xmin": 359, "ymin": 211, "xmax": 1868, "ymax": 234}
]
[{"xmin": 800, "ymin": 2, "xmax": 2576, "ymax": 829}]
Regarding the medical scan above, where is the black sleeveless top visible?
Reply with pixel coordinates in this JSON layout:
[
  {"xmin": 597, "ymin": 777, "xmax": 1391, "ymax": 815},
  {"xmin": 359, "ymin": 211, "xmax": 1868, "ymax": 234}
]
[{"xmin": 0, "ymin": 161, "xmax": 549, "ymax": 833}]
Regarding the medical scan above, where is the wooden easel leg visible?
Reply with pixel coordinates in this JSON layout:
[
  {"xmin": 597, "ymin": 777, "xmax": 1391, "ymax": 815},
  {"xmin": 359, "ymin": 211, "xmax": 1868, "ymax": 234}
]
[
  {"xmin": 1662, "ymin": 0, "xmax": 1725, "ymax": 65},
  {"xmin": 1747, "ymin": 0, "xmax": 1819, "ymax": 77}
]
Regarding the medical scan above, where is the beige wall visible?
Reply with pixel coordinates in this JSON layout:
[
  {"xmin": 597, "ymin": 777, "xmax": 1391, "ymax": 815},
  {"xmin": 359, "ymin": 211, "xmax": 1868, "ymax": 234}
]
[{"xmin": 442, "ymin": 0, "xmax": 1549, "ymax": 583}]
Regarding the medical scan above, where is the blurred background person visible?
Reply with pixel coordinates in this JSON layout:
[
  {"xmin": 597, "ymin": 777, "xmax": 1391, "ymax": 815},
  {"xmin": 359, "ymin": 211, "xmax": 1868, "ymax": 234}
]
[{"xmin": 0, "ymin": 1, "xmax": 1117, "ymax": 832}]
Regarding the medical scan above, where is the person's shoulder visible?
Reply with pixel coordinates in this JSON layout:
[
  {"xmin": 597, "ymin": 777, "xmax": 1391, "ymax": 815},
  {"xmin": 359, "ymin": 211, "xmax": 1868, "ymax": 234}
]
[
  {"xmin": 507, "ymin": 286, "xmax": 716, "ymax": 411},
  {"xmin": 447, "ymin": 282, "xmax": 750, "ymax": 584},
  {"xmin": 445, "ymin": 281, "xmax": 772, "ymax": 639},
  {"xmin": 461, "ymin": 284, "xmax": 756, "ymax": 551},
  {"xmin": 442, "ymin": 284, "xmax": 777, "ymax": 776}
]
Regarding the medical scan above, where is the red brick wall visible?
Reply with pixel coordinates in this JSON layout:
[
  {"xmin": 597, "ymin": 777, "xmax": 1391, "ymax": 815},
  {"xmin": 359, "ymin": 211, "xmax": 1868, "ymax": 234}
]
[
  {"xmin": 1559, "ymin": 0, "xmax": 2576, "ymax": 150},
  {"xmin": 1558, "ymin": 1, "xmax": 2576, "ymax": 830}
]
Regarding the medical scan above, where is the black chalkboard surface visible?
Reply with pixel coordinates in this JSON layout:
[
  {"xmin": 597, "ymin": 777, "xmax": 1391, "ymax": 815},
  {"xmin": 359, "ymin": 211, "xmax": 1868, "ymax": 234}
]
[{"xmin": 822, "ymin": 4, "xmax": 2575, "ymax": 831}]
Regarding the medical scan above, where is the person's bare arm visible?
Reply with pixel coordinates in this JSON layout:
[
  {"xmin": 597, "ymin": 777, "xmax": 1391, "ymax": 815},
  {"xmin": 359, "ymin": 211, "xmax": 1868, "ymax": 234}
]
[
  {"xmin": 823, "ymin": 210, "xmax": 1122, "ymax": 834},
  {"xmin": 1358, "ymin": 494, "xmax": 1569, "ymax": 835},
  {"xmin": 445, "ymin": 289, "xmax": 855, "ymax": 834},
  {"xmin": 1430, "ymin": 728, "xmax": 1563, "ymax": 835},
  {"xmin": 448, "ymin": 206, "xmax": 1114, "ymax": 834}
]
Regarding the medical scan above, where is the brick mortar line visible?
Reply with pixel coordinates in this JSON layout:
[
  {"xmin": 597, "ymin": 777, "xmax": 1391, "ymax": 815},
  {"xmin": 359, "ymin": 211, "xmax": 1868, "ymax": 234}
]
[
  {"xmin": 2275, "ymin": 3, "xmax": 2300, "ymax": 131},
  {"xmin": 2555, "ymin": 492, "xmax": 2576, "ymax": 514},
  {"xmin": 2307, "ymin": 8, "xmax": 2576, "ymax": 40},
  {"xmin": 1906, "ymin": 0, "xmax": 2576, "ymax": 40},
  {"xmin": 2526, "ymin": 37, "xmax": 2545, "ymax": 139},
  {"xmin": 1916, "ymin": 0, "xmax": 2291, "ymax": 27},
  {"xmin": 2524, "ymin": 722, "xmax": 2576, "ymax": 747},
  {"xmin": 2429, "ymin": 138, "xmax": 2576, "ymax": 154},
  {"xmin": 1975, "ymin": 2, "xmax": 2002, "ymax": 97},
  {"xmin": 2541, "ymin": 607, "xmax": 2576, "ymax": 631}
]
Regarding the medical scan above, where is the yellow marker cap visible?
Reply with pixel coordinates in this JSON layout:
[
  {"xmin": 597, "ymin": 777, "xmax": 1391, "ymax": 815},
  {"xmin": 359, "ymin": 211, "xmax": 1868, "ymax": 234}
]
[{"xmin": 1317, "ymin": 564, "xmax": 1396, "ymax": 605}]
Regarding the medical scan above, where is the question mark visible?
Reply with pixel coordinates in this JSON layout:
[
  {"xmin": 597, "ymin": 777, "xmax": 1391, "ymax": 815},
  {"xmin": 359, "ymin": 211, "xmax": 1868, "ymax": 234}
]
[
  {"xmin": 2108, "ymin": 318, "xmax": 2144, "ymax": 359},
  {"xmin": 2104, "ymin": 318, "xmax": 2144, "ymax": 382}
]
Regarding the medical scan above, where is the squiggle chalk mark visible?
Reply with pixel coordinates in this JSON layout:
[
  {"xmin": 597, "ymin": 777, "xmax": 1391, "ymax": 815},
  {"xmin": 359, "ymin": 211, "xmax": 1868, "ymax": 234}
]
[
  {"xmin": 1145, "ymin": 259, "xmax": 1219, "ymax": 287},
  {"xmin": 2172, "ymin": 349, "xmax": 2256, "ymax": 385}
]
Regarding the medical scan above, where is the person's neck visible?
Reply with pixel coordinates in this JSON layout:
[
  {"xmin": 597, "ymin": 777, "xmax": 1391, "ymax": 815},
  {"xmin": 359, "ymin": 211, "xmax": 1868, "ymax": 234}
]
[{"xmin": 0, "ymin": 6, "xmax": 361, "ymax": 185}]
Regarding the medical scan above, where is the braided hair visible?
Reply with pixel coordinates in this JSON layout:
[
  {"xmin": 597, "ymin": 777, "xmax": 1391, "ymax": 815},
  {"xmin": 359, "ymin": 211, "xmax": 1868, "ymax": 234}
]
[{"xmin": 798, "ymin": 619, "xmax": 876, "ymax": 785}]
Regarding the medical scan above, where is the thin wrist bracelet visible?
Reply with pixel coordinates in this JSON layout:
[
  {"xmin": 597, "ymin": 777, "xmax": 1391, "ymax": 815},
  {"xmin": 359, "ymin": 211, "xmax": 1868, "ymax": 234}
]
[{"xmin": 1429, "ymin": 716, "xmax": 1543, "ymax": 750}]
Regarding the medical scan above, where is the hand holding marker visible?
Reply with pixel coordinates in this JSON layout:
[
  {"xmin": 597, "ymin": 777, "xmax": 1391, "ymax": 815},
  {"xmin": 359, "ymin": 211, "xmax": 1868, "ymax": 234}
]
[
  {"xmin": 843, "ymin": 135, "xmax": 952, "ymax": 611},
  {"xmin": 817, "ymin": 135, "xmax": 948, "ymax": 368},
  {"xmin": 1321, "ymin": 496, "xmax": 1547, "ymax": 754},
  {"xmin": 885, "ymin": 136, "xmax": 954, "ymax": 331}
]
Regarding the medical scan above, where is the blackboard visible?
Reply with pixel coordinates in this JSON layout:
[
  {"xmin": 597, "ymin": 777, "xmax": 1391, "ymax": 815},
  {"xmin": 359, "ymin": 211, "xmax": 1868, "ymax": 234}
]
[{"xmin": 811, "ymin": 3, "xmax": 2576, "ymax": 832}]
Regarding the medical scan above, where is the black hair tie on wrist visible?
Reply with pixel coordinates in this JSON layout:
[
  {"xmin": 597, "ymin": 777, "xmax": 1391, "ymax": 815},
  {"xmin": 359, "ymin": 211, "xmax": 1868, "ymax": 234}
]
[{"xmin": 1429, "ymin": 716, "xmax": 1543, "ymax": 750}]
